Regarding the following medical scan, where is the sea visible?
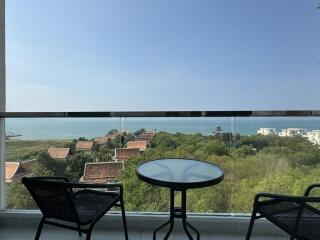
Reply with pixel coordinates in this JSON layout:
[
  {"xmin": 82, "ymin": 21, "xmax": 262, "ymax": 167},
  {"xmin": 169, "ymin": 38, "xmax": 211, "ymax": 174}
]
[{"xmin": 5, "ymin": 117, "xmax": 320, "ymax": 140}]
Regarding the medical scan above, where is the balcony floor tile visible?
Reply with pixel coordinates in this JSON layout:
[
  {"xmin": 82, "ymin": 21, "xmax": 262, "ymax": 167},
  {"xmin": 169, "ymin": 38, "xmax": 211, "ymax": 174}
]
[{"xmin": 0, "ymin": 226, "xmax": 288, "ymax": 240}]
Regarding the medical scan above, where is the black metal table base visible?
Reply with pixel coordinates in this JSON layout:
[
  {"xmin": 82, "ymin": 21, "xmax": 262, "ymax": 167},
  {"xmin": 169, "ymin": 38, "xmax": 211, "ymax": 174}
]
[{"xmin": 153, "ymin": 189, "xmax": 200, "ymax": 240}]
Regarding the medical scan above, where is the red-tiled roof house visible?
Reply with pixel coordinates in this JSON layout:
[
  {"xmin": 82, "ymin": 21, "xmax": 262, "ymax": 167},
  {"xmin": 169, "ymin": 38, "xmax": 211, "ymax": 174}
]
[
  {"xmin": 5, "ymin": 162, "xmax": 29, "ymax": 183},
  {"xmin": 115, "ymin": 148, "xmax": 140, "ymax": 161},
  {"xmin": 80, "ymin": 162, "xmax": 124, "ymax": 183},
  {"xmin": 75, "ymin": 141, "xmax": 94, "ymax": 153},
  {"xmin": 48, "ymin": 147, "xmax": 70, "ymax": 160},
  {"xmin": 127, "ymin": 141, "xmax": 147, "ymax": 151}
]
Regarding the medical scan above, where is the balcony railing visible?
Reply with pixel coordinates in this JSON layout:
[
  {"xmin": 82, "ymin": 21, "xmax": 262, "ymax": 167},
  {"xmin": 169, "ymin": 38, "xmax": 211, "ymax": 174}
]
[{"xmin": 1, "ymin": 110, "xmax": 320, "ymax": 216}]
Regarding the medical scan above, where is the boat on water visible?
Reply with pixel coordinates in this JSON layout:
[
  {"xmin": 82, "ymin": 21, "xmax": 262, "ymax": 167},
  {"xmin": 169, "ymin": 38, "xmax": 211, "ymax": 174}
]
[{"xmin": 5, "ymin": 131, "xmax": 23, "ymax": 139}]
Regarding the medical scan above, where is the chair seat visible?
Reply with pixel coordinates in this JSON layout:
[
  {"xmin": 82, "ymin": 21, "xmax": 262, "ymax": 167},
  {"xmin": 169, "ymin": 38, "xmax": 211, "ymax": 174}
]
[
  {"xmin": 74, "ymin": 190, "xmax": 119, "ymax": 224},
  {"xmin": 257, "ymin": 200, "xmax": 320, "ymax": 240}
]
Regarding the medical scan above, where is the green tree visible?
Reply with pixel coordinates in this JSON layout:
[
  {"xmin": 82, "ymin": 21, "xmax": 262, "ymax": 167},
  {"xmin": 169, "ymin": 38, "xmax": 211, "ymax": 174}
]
[
  {"xmin": 134, "ymin": 128, "xmax": 146, "ymax": 136},
  {"xmin": 108, "ymin": 129, "xmax": 118, "ymax": 135},
  {"xmin": 36, "ymin": 152, "xmax": 66, "ymax": 176},
  {"xmin": 94, "ymin": 145, "xmax": 114, "ymax": 162},
  {"xmin": 6, "ymin": 181, "xmax": 37, "ymax": 209},
  {"xmin": 64, "ymin": 153, "xmax": 94, "ymax": 181}
]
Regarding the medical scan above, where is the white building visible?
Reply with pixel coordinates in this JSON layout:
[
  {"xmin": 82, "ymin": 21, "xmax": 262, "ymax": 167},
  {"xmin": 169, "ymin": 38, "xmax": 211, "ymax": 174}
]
[
  {"xmin": 306, "ymin": 130, "xmax": 320, "ymax": 145},
  {"xmin": 278, "ymin": 128, "xmax": 307, "ymax": 137},
  {"xmin": 257, "ymin": 128, "xmax": 277, "ymax": 136}
]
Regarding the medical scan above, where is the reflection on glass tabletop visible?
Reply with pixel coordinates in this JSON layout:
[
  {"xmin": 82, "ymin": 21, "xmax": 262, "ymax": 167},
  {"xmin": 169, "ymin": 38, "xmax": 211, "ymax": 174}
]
[{"xmin": 136, "ymin": 158, "xmax": 224, "ymax": 188}]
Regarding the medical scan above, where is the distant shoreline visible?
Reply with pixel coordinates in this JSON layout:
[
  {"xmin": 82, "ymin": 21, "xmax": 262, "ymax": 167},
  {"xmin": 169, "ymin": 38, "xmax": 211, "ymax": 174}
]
[{"xmin": 5, "ymin": 117, "xmax": 320, "ymax": 140}]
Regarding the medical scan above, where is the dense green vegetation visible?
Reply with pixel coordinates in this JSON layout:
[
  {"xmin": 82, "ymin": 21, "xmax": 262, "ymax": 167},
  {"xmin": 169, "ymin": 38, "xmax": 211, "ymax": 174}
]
[
  {"xmin": 6, "ymin": 131, "xmax": 320, "ymax": 213},
  {"xmin": 6, "ymin": 140, "xmax": 71, "ymax": 161}
]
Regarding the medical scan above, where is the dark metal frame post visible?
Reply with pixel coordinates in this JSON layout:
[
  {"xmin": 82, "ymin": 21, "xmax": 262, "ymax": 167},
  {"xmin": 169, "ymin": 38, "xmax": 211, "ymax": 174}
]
[
  {"xmin": 153, "ymin": 189, "xmax": 200, "ymax": 240},
  {"xmin": 0, "ymin": 0, "xmax": 5, "ymax": 211}
]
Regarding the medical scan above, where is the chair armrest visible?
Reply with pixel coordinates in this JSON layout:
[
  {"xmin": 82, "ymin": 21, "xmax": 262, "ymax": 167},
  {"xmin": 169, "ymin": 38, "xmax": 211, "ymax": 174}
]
[
  {"xmin": 63, "ymin": 182, "xmax": 124, "ymax": 196},
  {"xmin": 304, "ymin": 184, "xmax": 320, "ymax": 196},
  {"xmin": 22, "ymin": 176, "xmax": 69, "ymax": 182},
  {"xmin": 73, "ymin": 189, "xmax": 120, "ymax": 199},
  {"xmin": 254, "ymin": 192, "xmax": 320, "ymax": 205}
]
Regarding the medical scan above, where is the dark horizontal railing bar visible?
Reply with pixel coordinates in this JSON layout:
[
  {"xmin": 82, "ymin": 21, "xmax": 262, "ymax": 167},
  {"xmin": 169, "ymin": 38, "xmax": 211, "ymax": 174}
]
[
  {"xmin": 252, "ymin": 110, "xmax": 320, "ymax": 117},
  {"xmin": 1, "ymin": 110, "xmax": 320, "ymax": 118},
  {"xmin": 0, "ymin": 111, "xmax": 250, "ymax": 118}
]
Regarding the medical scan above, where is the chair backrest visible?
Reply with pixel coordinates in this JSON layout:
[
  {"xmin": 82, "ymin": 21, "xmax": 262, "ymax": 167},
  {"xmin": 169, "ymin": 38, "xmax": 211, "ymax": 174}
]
[{"xmin": 22, "ymin": 177, "xmax": 79, "ymax": 223}]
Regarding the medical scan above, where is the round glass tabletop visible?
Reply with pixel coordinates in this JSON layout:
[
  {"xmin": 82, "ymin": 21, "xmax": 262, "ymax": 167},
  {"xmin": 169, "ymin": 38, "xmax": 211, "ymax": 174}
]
[{"xmin": 136, "ymin": 158, "xmax": 224, "ymax": 189}]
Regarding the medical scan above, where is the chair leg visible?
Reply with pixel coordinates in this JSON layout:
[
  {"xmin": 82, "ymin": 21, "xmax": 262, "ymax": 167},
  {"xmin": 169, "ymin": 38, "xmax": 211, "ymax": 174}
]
[
  {"xmin": 86, "ymin": 231, "xmax": 91, "ymax": 240},
  {"xmin": 290, "ymin": 202, "xmax": 304, "ymax": 240},
  {"xmin": 35, "ymin": 217, "xmax": 45, "ymax": 240},
  {"xmin": 246, "ymin": 208, "xmax": 257, "ymax": 240},
  {"xmin": 120, "ymin": 198, "xmax": 129, "ymax": 240},
  {"xmin": 77, "ymin": 223, "xmax": 82, "ymax": 237},
  {"xmin": 86, "ymin": 225, "xmax": 94, "ymax": 240}
]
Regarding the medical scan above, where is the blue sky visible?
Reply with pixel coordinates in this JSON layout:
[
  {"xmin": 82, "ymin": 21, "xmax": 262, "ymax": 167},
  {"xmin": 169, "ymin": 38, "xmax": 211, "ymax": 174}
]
[{"xmin": 5, "ymin": 0, "xmax": 320, "ymax": 111}]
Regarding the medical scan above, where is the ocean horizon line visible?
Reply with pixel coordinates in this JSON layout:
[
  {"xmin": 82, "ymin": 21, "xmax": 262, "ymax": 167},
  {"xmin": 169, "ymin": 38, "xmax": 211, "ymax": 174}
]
[{"xmin": 5, "ymin": 117, "xmax": 320, "ymax": 140}]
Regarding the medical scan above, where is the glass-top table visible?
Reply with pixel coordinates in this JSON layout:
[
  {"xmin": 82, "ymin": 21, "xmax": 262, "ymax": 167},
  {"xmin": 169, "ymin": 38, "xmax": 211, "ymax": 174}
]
[{"xmin": 136, "ymin": 158, "xmax": 224, "ymax": 240}]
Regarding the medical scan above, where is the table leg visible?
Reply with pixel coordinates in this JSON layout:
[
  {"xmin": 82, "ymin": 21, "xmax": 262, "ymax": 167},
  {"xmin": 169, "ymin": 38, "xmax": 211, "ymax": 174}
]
[
  {"xmin": 163, "ymin": 189, "xmax": 175, "ymax": 240},
  {"xmin": 153, "ymin": 189, "xmax": 200, "ymax": 240},
  {"xmin": 153, "ymin": 219, "xmax": 171, "ymax": 240},
  {"xmin": 181, "ymin": 190, "xmax": 200, "ymax": 240},
  {"xmin": 186, "ymin": 222, "xmax": 200, "ymax": 240},
  {"xmin": 153, "ymin": 189, "xmax": 175, "ymax": 240}
]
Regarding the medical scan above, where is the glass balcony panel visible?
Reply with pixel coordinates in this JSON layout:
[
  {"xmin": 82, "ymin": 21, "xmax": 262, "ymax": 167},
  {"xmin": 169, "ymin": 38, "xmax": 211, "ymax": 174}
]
[
  {"xmin": 8, "ymin": 115, "xmax": 320, "ymax": 214},
  {"xmin": 121, "ymin": 117, "xmax": 235, "ymax": 214},
  {"xmin": 5, "ymin": 117, "xmax": 122, "ymax": 209},
  {"xmin": 234, "ymin": 116, "xmax": 320, "ymax": 213},
  {"xmin": 4, "ymin": 116, "xmax": 238, "ymax": 214}
]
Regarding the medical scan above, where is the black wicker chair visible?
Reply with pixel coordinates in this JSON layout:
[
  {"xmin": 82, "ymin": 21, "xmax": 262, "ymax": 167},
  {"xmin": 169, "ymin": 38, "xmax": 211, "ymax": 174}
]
[
  {"xmin": 246, "ymin": 183, "xmax": 320, "ymax": 240},
  {"xmin": 22, "ymin": 176, "xmax": 129, "ymax": 240}
]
